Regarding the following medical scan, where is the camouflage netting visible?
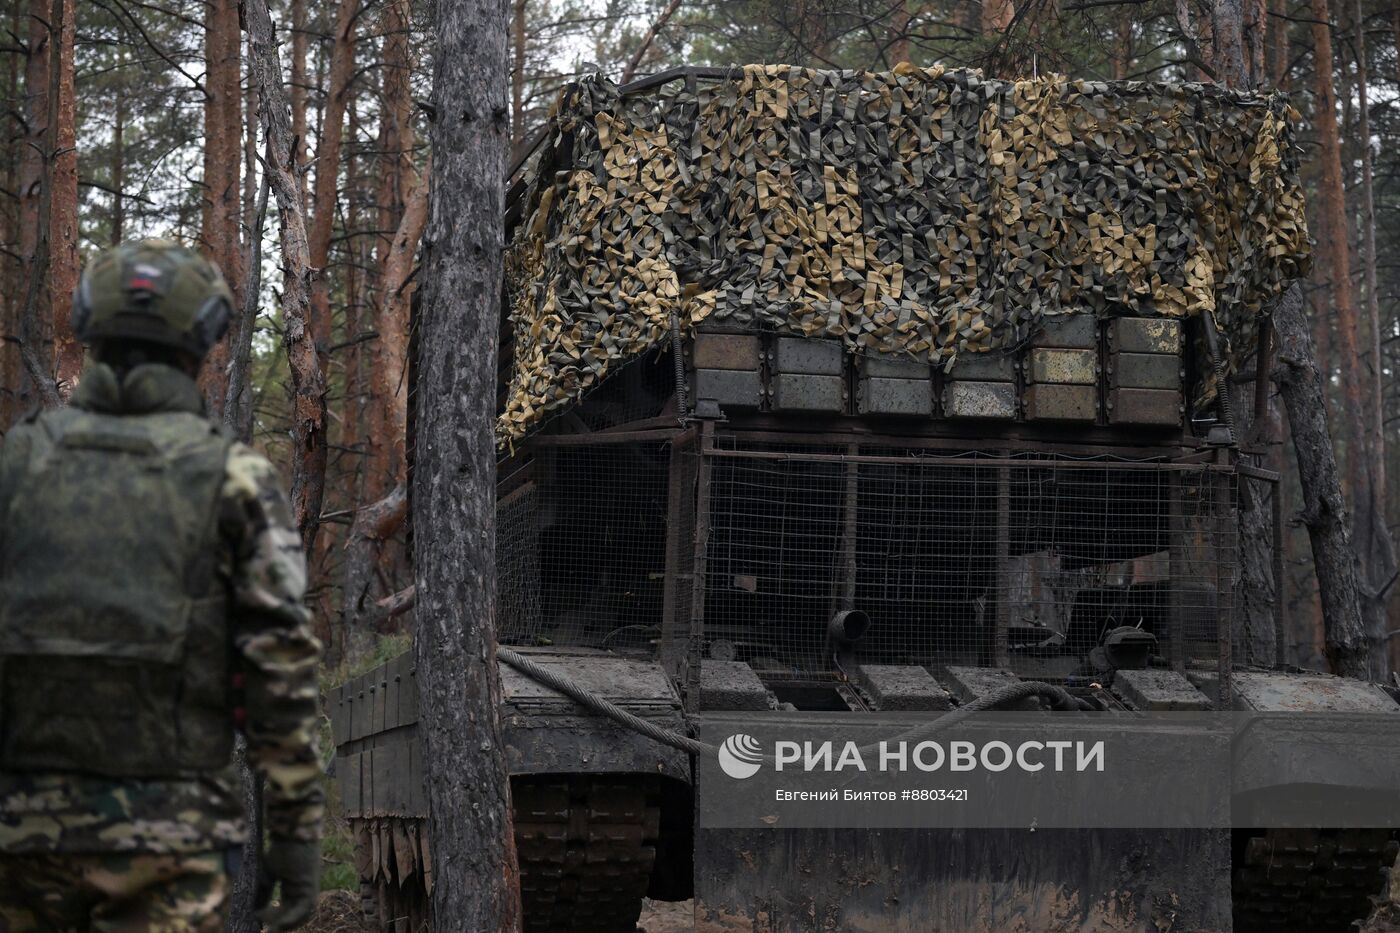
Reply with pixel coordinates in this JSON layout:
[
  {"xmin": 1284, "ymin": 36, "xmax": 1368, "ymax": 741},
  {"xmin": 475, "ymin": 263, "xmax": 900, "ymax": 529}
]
[{"xmin": 501, "ymin": 64, "xmax": 1310, "ymax": 444}]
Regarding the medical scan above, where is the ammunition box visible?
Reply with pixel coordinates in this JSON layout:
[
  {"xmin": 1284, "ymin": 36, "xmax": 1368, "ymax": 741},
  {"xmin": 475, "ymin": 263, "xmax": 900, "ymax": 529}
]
[
  {"xmin": 1027, "ymin": 348, "xmax": 1098, "ymax": 385},
  {"xmin": 773, "ymin": 337, "xmax": 844, "ymax": 375},
  {"xmin": 1109, "ymin": 317, "xmax": 1181, "ymax": 355},
  {"xmin": 693, "ymin": 333, "xmax": 761, "ymax": 370},
  {"xmin": 694, "ymin": 368, "xmax": 762, "ymax": 409},
  {"xmin": 1032, "ymin": 314, "xmax": 1098, "ymax": 349},
  {"xmin": 1107, "ymin": 387, "xmax": 1182, "ymax": 425},
  {"xmin": 943, "ymin": 381, "xmax": 1017, "ymax": 419},
  {"xmin": 772, "ymin": 373, "xmax": 846, "ymax": 412},
  {"xmin": 1109, "ymin": 352, "xmax": 1182, "ymax": 389},
  {"xmin": 946, "ymin": 352, "xmax": 1016, "ymax": 382},
  {"xmin": 857, "ymin": 377, "xmax": 933, "ymax": 416},
  {"xmin": 859, "ymin": 352, "xmax": 929, "ymax": 379},
  {"xmin": 1024, "ymin": 383, "xmax": 1097, "ymax": 422}
]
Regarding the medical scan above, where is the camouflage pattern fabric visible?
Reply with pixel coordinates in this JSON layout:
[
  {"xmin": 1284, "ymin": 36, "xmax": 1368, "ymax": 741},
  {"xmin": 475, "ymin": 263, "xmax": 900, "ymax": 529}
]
[
  {"xmin": 0, "ymin": 849, "xmax": 225, "ymax": 931},
  {"xmin": 0, "ymin": 362, "xmax": 323, "ymax": 854},
  {"xmin": 501, "ymin": 64, "xmax": 1310, "ymax": 444}
]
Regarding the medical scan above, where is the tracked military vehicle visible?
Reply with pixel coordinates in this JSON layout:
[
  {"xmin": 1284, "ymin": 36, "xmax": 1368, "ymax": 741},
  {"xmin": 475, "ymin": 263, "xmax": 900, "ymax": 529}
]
[{"xmin": 329, "ymin": 65, "xmax": 1400, "ymax": 931}]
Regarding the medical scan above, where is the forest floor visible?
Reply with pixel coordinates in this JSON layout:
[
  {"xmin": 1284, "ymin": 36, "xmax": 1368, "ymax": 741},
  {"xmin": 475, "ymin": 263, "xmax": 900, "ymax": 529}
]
[{"xmin": 305, "ymin": 886, "xmax": 1400, "ymax": 932}]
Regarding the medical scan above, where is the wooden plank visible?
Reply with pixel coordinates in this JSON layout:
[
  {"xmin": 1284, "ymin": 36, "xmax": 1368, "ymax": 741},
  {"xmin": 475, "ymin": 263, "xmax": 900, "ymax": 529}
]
[
  {"xmin": 370, "ymin": 673, "xmax": 386, "ymax": 736},
  {"xmin": 349, "ymin": 674, "xmax": 366, "ymax": 741},
  {"xmin": 401, "ymin": 660, "xmax": 419, "ymax": 725},
  {"xmin": 384, "ymin": 655, "xmax": 402, "ymax": 731},
  {"xmin": 373, "ymin": 742, "xmax": 393, "ymax": 818},
  {"xmin": 330, "ymin": 684, "xmax": 347, "ymax": 747}
]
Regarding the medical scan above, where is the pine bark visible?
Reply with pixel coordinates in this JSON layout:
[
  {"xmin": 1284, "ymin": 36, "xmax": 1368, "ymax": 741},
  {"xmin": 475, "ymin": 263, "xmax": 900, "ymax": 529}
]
[
  {"xmin": 1352, "ymin": 0, "xmax": 1396, "ymax": 671},
  {"xmin": 307, "ymin": 0, "xmax": 358, "ymax": 368},
  {"xmin": 1308, "ymin": 0, "xmax": 1391, "ymax": 674},
  {"xmin": 291, "ymin": 0, "xmax": 308, "ymax": 202},
  {"xmin": 15, "ymin": 0, "xmax": 57, "ymax": 409},
  {"xmin": 887, "ymin": 0, "xmax": 912, "ymax": 66},
  {"xmin": 247, "ymin": 0, "xmax": 325, "ymax": 554},
  {"xmin": 111, "ymin": 69, "xmax": 125, "ymax": 246},
  {"xmin": 982, "ymin": 0, "xmax": 1014, "ymax": 33},
  {"xmin": 368, "ymin": 0, "xmax": 417, "ymax": 500},
  {"xmin": 371, "ymin": 165, "xmax": 427, "ymax": 498},
  {"xmin": 1271, "ymin": 285, "xmax": 1370, "ymax": 678},
  {"xmin": 46, "ymin": 0, "xmax": 76, "ymax": 396},
  {"xmin": 1268, "ymin": 0, "xmax": 1287, "ymax": 86},
  {"xmin": 415, "ymin": 0, "xmax": 521, "ymax": 925},
  {"xmin": 200, "ymin": 0, "xmax": 245, "ymax": 414},
  {"xmin": 0, "ymin": 0, "xmax": 17, "ymax": 428},
  {"xmin": 510, "ymin": 0, "xmax": 526, "ymax": 143}
]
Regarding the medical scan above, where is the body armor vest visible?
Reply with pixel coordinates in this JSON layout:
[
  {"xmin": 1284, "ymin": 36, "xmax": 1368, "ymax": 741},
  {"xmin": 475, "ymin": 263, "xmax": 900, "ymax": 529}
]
[{"xmin": 0, "ymin": 404, "xmax": 234, "ymax": 777}]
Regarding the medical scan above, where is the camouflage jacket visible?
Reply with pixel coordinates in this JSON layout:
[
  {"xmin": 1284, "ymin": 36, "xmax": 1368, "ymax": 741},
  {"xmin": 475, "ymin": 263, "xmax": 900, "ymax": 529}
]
[{"xmin": 0, "ymin": 362, "xmax": 324, "ymax": 854}]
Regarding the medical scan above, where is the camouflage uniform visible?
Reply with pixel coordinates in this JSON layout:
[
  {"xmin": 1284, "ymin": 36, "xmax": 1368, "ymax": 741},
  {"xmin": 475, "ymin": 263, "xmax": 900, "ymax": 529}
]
[{"xmin": 0, "ymin": 362, "xmax": 324, "ymax": 930}]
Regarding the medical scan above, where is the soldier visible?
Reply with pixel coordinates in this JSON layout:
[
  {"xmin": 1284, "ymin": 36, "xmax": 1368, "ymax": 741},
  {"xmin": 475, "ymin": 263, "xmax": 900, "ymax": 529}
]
[{"xmin": 0, "ymin": 240, "xmax": 324, "ymax": 930}]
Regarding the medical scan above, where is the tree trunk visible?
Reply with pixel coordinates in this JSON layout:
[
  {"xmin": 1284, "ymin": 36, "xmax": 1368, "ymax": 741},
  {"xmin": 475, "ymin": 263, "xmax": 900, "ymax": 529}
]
[
  {"xmin": 46, "ymin": 0, "xmax": 77, "ymax": 396},
  {"xmin": 0, "ymin": 0, "xmax": 18, "ymax": 428},
  {"xmin": 510, "ymin": 0, "xmax": 526, "ymax": 143},
  {"xmin": 1207, "ymin": 0, "xmax": 1248, "ymax": 84},
  {"xmin": 1271, "ymin": 285, "xmax": 1370, "ymax": 678},
  {"xmin": 372, "ymin": 165, "xmax": 427, "ymax": 497},
  {"xmin": 887, "ymin": 0, "xmax": 912, "ymax": 65},
  {"xmin": 1110, "ymin": 8, "xmax": 1133, "ymax": 78},
  {"xmin": 1308, "ymin": 0, "xmax": 1391, "ymax": 675},
  {"xmin": 1268, "ymin": 0, "xmax": 1287, "ymax": 86},
  {"xmin": 340, "ymin": 485, "xmax": 408, "ymax": 659},
  {"xmin": 224, "ymin": 153, "xmax": 271, "ymax": 440},
  {"xmin": 982, "ymin": 0, "xmax": 1014, "ymax": 33},
  {"xmin": 247, "ymin": 0, "xmax": 325, "ymax": 554},
  {"xmin": 111, "ymin": 59, "xmax": 125, "ymax": 246},
  {"xmin": 1244, "ymin": 0, "xmax": 1266, "ymax": 79},
  {"xmin": 0, "ymin": 0, "xmax": 19, "ymax": 429},
  {"xmin": 368, "ymin": 0, "xmax": 416, "ymax": 501},
  {"xmin": 200, "ymin": 0, "xmax": 245, "ymax": 415},
  {"xmin": 307, "ymin": 0, "xmax": 358, "ymax": 371},
  {"xmin": 15, "ymin": 0, "xmax": 57, "ymax": 410},
  {"xmin": 1352, "ymin": 0, "xmax": 1396, "ymax": 674},
  {"xmin": 415, "ymin": 0, "xmax": 521, "ymax": 925},
  {"xmin": 291, "ymin": 0, "xmax": 308, "ymax": 203}
]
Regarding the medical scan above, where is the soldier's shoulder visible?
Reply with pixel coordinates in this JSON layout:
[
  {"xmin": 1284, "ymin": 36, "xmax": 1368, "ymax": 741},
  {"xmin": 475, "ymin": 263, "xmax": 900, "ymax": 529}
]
[{"xmin": 222, "ymin": 441, "xmax": 283, "ymax": 501}]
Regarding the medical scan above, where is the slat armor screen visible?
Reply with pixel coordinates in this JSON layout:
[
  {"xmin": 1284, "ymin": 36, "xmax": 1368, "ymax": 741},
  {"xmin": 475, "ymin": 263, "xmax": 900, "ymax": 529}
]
[{"xmin": 702, "ymin": 443, "xmax": 1235, "ymax": 682}]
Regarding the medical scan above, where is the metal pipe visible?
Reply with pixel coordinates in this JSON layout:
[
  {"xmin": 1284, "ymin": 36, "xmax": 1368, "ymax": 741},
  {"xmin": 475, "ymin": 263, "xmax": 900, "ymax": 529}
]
[{"xmin": 828, "ymin": 609, "xmax": 871, "ymax": 646}]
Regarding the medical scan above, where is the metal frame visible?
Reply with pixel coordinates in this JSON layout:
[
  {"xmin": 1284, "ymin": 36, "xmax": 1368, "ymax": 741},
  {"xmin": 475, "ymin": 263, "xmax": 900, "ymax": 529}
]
[{"xmin": 664, "ymin": 425, "xmax": 1251, "ymax": 696}]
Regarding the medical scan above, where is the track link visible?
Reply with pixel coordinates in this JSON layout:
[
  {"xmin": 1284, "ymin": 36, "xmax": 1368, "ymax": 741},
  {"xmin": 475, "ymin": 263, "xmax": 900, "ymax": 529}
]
[
  {"xmin": 513, "ymin": 775, "xmax": 662, "ymax": 933},
  {"xmin": 1233, "ymin": 828, "xmax": 1399, "ymax": 933}
]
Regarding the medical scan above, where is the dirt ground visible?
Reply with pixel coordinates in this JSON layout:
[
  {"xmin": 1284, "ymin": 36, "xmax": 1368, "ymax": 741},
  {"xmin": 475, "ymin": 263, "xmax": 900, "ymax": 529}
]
[
  {"xmin": 303, "ymin": 893, "xmax": 696, "ymax": 932},
  {"xmin": 309, "ymin": 889, "xmax": 1400, "ymax": 932}
]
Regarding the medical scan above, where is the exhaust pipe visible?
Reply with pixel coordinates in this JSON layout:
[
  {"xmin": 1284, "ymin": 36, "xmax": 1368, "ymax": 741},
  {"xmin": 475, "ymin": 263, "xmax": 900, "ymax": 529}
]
[{"xmin": 828, "ymin": 609, "xmax": 871, "ymax": 647}]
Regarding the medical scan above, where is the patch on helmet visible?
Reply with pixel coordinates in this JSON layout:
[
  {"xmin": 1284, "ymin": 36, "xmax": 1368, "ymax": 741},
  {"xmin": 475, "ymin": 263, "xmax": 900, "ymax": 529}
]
[{"xmin": 125, "ymin": 261, "xmax": 168, "ymax": 296}]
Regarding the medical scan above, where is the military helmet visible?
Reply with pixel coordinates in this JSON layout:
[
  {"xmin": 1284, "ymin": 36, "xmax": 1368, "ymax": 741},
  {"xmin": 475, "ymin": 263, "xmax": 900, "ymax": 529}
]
[{"xmin": 71, "ymin": 239, "xmax": 234, "ymax": 358}]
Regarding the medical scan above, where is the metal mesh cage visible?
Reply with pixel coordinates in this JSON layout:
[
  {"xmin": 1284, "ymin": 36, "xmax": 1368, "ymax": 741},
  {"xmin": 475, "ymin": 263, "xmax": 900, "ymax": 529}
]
[
  {"xmin": 497, "ymin": 441, "xmax": 675, "ymax": 654},
  {"xmin": 701, "ymin": 443, "xmax": 1236, "ymax": 682},
  {"xmin": 496, "ymin": 433, "xmax": 1243, "ymax": 688}
]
